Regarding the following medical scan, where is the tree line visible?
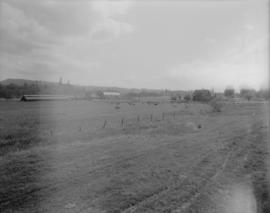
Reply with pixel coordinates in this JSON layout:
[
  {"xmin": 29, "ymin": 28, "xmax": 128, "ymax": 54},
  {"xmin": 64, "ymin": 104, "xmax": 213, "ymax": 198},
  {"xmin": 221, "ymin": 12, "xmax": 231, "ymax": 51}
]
[
  {"xmin": 0, "ymin": 83, "xmax": 40, "ymax": 99},
  {"xmin": 171, "ymin": 88, "xmax": 269, "ymax": 103},
  {"xmin": 224, "ymin": 87, "xmax": 269, "ymax": 100},
  {"xmin": 0, "ymin": 82, "xmax": 83, "ymax": 99},
  {"xmin": 0, "ymin": 82, "xmax": 269, "ymax": 101}
]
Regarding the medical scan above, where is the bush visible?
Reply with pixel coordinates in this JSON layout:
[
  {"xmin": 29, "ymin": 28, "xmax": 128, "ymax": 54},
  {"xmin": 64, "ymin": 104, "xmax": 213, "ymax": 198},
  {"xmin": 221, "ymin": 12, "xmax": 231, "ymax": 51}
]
[
  {"xmin": 170, "ymin": 96, "xmax": 177, "ymax": 102},
  {"xmin": 240, "ymin": 88, "xmax": 256, "ymax": 101},
  {"xmin": 184, "ymin": 94, "xmax": 191, "ymax": 102},
  {"xmin": 209, "ymin": 98, "xmax": 223, "ymax": 112},
  {"xmin": 170, "ymin": 94, "xmax": 182, "ymax": 103}
]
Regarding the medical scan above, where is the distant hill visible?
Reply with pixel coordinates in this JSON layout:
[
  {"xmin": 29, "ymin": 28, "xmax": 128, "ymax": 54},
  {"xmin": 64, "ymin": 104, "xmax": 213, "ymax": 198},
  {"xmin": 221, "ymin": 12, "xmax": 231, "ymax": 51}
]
[
  {"xmin": 0, "ymin": 79, "xmax": 53, "ymax": 86},
  {"xmin": 0, "ymin": 78, "xmax": 170, "ymax": 94},
  {"xmin": 0, "ymin": 79, "xmax": 125, "ymax": 92},
  {"xmin": 0, "ymin": 78, "xmax": 175, "ymax": 99}
]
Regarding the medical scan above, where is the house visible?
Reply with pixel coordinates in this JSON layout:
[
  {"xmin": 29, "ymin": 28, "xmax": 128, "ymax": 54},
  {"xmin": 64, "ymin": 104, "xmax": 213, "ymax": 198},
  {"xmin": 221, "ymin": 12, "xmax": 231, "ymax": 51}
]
[{"xmin": 20, "ymin": 95, "xmax": 73, "ymax": 101}]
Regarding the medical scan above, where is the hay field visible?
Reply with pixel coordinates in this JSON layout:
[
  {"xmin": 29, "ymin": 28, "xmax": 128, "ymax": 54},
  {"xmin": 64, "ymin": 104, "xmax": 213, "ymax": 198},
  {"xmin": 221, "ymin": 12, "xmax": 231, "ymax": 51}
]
[{"xmin": 0, "ymin": 100, "xmax": 269, "ymax": 213}]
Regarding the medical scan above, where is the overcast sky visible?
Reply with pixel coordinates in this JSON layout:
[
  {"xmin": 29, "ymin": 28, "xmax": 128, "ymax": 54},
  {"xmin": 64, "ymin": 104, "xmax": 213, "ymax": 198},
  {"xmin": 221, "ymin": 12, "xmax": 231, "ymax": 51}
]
[{"xmin": 0, "ymin": 0, "xmax": 269, "ymax": 91}]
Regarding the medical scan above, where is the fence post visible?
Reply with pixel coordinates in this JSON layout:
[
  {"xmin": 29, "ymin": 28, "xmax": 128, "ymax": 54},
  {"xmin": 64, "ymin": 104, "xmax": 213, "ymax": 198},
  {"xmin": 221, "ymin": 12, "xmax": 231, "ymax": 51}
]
[
  {"xmin": 121, "ymin": 118, "xmax": 124, "ymax": 127},
  {"xmin": 102, "ymin": 120, "xmax": 107, "ymax": 129},
  {"xmin": 150, "ymin": 114, "xmax": 153, "ymax": 122},
  {"xmin": 137, "ymin": 115, "xmax": 140, "ymax": 122}
]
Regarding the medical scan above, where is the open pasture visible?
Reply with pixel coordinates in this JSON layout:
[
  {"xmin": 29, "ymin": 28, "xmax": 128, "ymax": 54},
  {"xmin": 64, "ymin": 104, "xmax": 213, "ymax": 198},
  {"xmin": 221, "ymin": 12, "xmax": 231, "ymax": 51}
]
[{"xmin": 0, "ymin": 100, "xmax": 269, "ymax": 213}]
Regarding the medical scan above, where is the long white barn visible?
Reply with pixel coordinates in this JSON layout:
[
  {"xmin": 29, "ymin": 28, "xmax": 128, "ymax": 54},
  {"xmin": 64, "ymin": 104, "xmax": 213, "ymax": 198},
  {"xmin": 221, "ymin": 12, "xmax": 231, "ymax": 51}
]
[
  {"xmin": 103, "ymin": 92, "xmax": 120, "ymax": 97},
  {"xmin": 20, "ymin": 95, "xmax": 73, "ymax": 101}
]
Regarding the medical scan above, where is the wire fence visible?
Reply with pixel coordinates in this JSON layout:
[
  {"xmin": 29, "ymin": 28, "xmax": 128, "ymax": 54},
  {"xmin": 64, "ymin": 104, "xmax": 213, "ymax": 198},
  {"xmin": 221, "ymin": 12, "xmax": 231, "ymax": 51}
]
[
  {"xmin": 99, "ymin": 109, "xmax": 195, "ymax": 130},
  {"xmin": 46, "ymin": 103, "xmax": 211, "ymax": 135}
]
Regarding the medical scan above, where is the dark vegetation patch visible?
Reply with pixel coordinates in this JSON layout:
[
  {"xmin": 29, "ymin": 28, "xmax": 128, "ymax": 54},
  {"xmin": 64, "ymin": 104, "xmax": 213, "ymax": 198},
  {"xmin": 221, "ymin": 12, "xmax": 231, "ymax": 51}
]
[
  {"xmin": 0, "ymin": 153, "xmax": 50, "ymax": 212},
  {"xmin": 244, "ymin": 132, "xmax": 270, "ymax": 213}
]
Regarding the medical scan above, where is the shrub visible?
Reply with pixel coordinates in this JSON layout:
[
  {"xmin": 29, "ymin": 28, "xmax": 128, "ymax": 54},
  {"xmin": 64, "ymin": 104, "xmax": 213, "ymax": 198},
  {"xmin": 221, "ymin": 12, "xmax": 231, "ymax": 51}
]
[
  {"xmin": 184, "ymin": 94, "xmax": 191, "ymax": 102},
  {"xmin": 170, "ymin": 96, "xmax": 177, "ymax": 102},
  {"xmin": 209, "ymin": 98, "xmax": 223, "ymax": 112}
]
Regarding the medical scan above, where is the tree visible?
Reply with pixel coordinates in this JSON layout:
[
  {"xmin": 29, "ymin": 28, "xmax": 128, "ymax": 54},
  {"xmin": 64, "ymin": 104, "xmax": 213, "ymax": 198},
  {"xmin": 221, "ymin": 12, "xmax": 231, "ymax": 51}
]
[
  {"xmin": 256, "ymin": 89, "xmax": 270, "ymax": 100},
  {"xmin": 0, "ymin": 82, "xmax": 44, "ymax": 99},
  {"xmin": 240, "ymin": 88, "xmax": 256, "ymax": 101},
  {"xmin": 0, "ymin": 84, "xmax": 6, "ymax": 98},
  {"xmin": 224, "ymin": 87, "xmax": 235, "ymax": 98}
]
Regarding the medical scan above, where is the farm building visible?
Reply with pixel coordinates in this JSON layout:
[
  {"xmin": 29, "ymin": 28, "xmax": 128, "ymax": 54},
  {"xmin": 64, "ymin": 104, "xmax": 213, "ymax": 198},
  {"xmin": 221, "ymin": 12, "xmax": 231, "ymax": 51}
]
[
  {"xmin": 20, "ymin": 95, "xmax": 73, "ymax": 101},
  {"xmin": 84, "ymin": 92, "xmax": 99, "ymax": 100},
  {"xmin": 103, "ymin": 92, "xmax": 120, "ymax": 98},
  {"xmin": 192, "ymin": 89, "xmax": 213, "ymax": 102}
]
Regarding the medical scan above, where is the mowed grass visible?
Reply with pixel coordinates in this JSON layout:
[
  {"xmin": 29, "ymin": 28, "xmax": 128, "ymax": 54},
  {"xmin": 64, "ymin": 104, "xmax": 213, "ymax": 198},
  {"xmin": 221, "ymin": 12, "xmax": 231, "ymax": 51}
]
[{"xmin": 0, "ymin": 100, "xmax": 269, "ymax": 213}]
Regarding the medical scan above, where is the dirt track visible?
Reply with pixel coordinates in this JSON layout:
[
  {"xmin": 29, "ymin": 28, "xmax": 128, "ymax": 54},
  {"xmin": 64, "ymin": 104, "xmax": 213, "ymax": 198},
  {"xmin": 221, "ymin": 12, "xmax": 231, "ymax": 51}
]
[{"xmin": 0, "ymin": 102, "xmax": 269, "ymax": 213}]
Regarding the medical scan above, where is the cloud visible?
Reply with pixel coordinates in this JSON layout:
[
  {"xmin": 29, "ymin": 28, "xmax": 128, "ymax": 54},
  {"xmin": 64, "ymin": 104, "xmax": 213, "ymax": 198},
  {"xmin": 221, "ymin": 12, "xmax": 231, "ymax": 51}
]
[
  {"xmin": 168, "ymin": 38, "xmax": 268, "ymax": 91},
  {"xmin": 3, "ymin": 0, "xmax": 98, "ymax": 36},
  {"xmin": 90, "ymin": 0, "xmax": 134, "ymax": 41},
  {"xmin": 245, "ymin": 24, "xmax": 255, "ymax": 31},
  {"xmin": 204, "ymin": 37, "xmax": 217, "ymax": 45},
  {"xmin": 91, "ymin": 18, "xmax": 134, "ymax": 41},
  {"xmin": 167, "ymin": 15, "xmax": 268, "ymax": 91},
  {"xmin": 1, "ymin": 0, "xmax": 134, "ymax": 40},
  {"xmin": 91, "ymin": 0, "xmax": 133, "ymax": 17},
  {"xmin": 0, "ymin": 0, "xmax": 134, "ymax": 81},
  {"xmin": 0, "ymin": 2, "xmax": 56, "ymax": 54}
]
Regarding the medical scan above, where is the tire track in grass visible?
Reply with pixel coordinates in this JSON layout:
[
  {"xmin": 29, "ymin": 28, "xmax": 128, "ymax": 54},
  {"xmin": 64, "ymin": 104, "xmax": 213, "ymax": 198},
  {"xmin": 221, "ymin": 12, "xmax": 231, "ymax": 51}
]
[
  {"xmin": 86, "ymin": 118, "xmax": 241, "ymax": 181},
  {"xmin": 120, "ymin": 146, "xmax": 233, "ymax": 213},
  {"xmin": 173, "ymin": 123, "xmax": 267, "ymax": 213},
  {"xmin": 83, "ymin": 141, "xmax": 213, "ymax": 213},
  {"xmin": 120, "ymin": 153, "xmax": 212, "ymax": 213},
  {"xmin": 173, "ymin": 150, "xmax": 234, "ymax": 213},
  {"xmin": 121, "ymin": 124, "xmax": 263, "ymax": 213}
]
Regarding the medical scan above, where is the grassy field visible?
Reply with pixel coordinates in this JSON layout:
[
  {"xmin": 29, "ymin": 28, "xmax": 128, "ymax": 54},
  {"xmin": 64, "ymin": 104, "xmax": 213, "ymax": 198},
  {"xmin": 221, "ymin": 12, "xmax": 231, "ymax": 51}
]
[{"xmin": 0, "ymin": 99, "xmax": 269, "ymax": 213}]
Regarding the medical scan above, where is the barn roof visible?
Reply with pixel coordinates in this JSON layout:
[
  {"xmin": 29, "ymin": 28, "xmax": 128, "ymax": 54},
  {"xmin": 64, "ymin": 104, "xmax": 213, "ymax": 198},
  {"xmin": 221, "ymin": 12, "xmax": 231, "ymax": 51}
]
[
  {"xmin": 21, "ymin": 95, "xmax": 73, "ymax": 101},
  {"xmin": 103, "ymin": 92, "xmax": 120, "ymax": 96}
]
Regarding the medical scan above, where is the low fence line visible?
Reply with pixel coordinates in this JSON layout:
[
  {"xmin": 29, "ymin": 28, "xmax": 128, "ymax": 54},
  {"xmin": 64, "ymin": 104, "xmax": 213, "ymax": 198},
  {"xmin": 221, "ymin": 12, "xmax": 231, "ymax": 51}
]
[
  {"xmin": 98, "ymin": 110, "xmax": 187, "ymax": 130},
  {"xmin": 66, "ymin": 108, "xmax": 208, "ymax": 132}
]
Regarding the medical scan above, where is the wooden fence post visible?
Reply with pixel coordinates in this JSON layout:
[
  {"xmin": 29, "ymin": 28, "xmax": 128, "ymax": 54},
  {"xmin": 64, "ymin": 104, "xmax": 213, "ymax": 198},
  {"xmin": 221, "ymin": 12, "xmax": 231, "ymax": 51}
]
[
  {"xmin": 102, "ymin": 120, "xmax": 107, "ymax": 129},
  {"xmin": 121, "ymin": 118, "xmax": 124, "ymax": 127}
]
